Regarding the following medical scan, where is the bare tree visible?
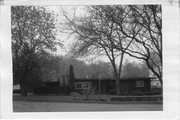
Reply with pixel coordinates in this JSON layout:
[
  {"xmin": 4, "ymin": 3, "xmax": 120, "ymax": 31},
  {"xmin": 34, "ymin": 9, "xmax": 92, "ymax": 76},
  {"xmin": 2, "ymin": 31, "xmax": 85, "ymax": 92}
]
[
  {"xmin": 105, "ymin": 5, "xmax": 162, "ymax": 85},
  {"xmin": 63, "ymin": 6, "xmax": 134, "ymax": 95}
]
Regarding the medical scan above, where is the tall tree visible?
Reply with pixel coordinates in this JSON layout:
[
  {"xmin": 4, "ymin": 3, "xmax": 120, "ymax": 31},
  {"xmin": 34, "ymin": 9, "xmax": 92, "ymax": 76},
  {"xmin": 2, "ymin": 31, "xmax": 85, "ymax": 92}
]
[
  {"xmin": 103, "ymin": 5, "xmax": 162, "ymax": 85},
  {"xmin": 11, "ymin": 6, "xmax": 61, "ymax": 96},
  {"xmin": 63, "ymin": 6, "xmax": 134, "ymax": 95},
  {"xmin": 37, "ymin": 51, "xmax": 62, "ymax": 82}
]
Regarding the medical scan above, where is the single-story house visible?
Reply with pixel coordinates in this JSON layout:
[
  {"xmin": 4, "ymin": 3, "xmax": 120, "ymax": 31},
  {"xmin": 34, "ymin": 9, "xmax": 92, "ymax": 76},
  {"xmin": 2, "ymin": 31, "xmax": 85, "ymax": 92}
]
[
  {"xmin": 74, "ymin": 77, "xmax": 155, "ymax": 95},
  {"xmin": 34, "ymin": 77, "xmax": 156, "ymax": 95}
]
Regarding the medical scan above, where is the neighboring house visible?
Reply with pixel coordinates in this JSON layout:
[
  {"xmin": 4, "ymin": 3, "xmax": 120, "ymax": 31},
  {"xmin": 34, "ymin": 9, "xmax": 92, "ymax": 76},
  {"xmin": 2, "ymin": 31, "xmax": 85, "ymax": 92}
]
[
  {"xmin": 151, "ymin": 78, "xmax": 162, "ymax": 88},
  {"xmin": 13, "ymin": 84, "xmax": 21, "ymax": 95},
  {"xmin": 13, "ymin": 84, "xmax": 20, "ymax": 90},
  {"xmin": 149, "ymin": 70, "xmax": 162, "ymax": 88}
]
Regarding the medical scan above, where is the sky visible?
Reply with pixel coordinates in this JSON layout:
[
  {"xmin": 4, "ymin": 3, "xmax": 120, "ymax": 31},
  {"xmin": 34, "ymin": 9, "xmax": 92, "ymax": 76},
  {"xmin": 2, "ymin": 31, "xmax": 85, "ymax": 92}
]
[{"xmin": 47, "ymin": 6, "xmax": 141, "ymax": 64}]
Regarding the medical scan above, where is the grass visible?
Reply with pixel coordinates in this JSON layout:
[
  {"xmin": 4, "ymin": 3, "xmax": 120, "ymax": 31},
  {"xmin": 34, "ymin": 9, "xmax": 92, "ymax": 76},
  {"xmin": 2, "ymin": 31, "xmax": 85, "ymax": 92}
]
[{"xmin": 13, "ymin": 94, "xmax": 163, "ymax": 104}]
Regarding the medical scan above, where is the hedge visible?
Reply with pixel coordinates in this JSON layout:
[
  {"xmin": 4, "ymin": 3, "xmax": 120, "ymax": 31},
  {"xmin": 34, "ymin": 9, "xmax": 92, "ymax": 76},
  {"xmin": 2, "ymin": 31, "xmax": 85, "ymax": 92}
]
[
  {"xmin": 33, "ymin": 86, "xmax": 72, "ymax": 95},
  {"xmin": 111, "ymin": 95, "xmax": 162, "ymax": 101}
]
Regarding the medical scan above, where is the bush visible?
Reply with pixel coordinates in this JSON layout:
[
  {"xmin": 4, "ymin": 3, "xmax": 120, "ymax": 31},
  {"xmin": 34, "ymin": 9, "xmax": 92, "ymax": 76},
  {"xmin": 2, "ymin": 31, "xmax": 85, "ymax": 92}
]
[
  {"xmin": 109, "ymin": 89, "xmax": 116, "ymax": 95},
  {"xmin": 131, "ymin": 90, "xmax": 144, "ymax": 96},
  {"xmin": 33, "ymin": 86, "xmax": 71, "ymax": 95},
  {"xmin": 151, "ymin": 88, "xmax": 162, "ymax": 95},
  {"xmin": 71, "ymin": 92, "xmax": 80, "ymax": 100},
  {"xmin": 82, "ymin": 88, "xmax": 96, "ymax": 100},
  {"xmin": 111, "ymin": 95, "xmax": 162, "ymax": 101},
  {"xmin": 13, "ymin": 89, "xmax": 21, "ymax": 94},
  {"xmin": 145, "ymin": 92, "xmax": 155, "ymax": 95}
]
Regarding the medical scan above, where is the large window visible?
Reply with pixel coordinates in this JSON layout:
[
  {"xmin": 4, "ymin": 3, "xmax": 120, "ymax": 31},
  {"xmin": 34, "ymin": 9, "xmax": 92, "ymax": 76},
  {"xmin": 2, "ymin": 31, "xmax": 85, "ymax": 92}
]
[
  {"xmin": 75, "ymin": 82, "xmax": 92, "ymax": 89},
  {"xmin": 76, "ymin": 83, "xmax": 82, "ymax": 89},
  {"xmin": 136, "ymin": 81, "xmax": 144, "ymax": 87}
]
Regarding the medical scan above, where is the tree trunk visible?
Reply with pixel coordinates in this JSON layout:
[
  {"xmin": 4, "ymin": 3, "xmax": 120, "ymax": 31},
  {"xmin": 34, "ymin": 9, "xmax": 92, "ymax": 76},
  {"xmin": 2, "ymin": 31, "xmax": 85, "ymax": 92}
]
[
  {"xmin": 153, "ymin": 70, "xmax": 162, "ymax": 87},
  {"xmin": 145, "ymin": 60, "xmax": 163, "ymax": 86},
  {"xmin": 116, "ymin": 52, "xmax": 124, "ymax": 95},
  {"xmin": 20, "ymin": 65, "xmax": 28, "ymax": 96},
  {"xmin": 15, "ymin": 55, "xmax": 28, "ymax": 96},
  {"xmin": 116, "ymin": 73, "xmax": 120, "ymax": 95},
  {"xmin": 157, "ymin": 76, "xmax": 163, "ymax": 87},
  {"xmin": 111, "ymin": 62, "xmax": 120, "ymax": 95},
  {"xmin": 20, "ymin": 82, "xmax": 28, "ymax": 96}
]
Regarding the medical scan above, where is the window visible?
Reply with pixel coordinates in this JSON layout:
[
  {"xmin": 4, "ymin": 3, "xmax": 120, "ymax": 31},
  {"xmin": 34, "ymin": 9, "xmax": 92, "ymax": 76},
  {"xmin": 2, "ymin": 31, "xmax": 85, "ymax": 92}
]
[
  {"xmin": 82, "ymin": 82, "xmax": 92, "ymax": 89},
  {"xmin": 76, "ymin": 83, "xmax": 82, "ymax": 89},
  {"xmin": 75, "ymin": 82, "xmax": 92, "ymax": 89},
  {"xmin": 136, "ymin": 81, "xmax": 144, "ymax": 87}
]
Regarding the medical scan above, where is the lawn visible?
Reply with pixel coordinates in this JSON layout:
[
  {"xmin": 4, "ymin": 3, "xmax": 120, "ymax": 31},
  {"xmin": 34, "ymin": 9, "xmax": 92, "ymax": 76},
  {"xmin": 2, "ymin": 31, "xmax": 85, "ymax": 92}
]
[
  {"xmin": 13, "ymin": 101, "xmax": 163, "ymax": 112},
  {"xmin": 13, "ymin": 94, "xmax": 163, "ymax": 112},
  {"xmin": 13, "ymin": 94, "xmax": 162, "ymax": 104}
]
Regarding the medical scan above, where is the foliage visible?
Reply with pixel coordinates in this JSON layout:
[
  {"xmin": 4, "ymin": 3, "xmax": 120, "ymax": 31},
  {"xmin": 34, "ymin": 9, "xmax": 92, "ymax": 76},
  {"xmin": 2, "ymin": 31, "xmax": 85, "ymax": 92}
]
[
  {"xmin": 11, "ymin": 6, "xmax": 61, "ymax": 96},
  {"xmin": 121, "ymin": 60, "xmax": 149, "ymax": 78},
  {"xmin": 82, "ymin": 88, "xmax": 96, "ymax": 100},
  {"xmin": 58, "ymin": 57, "xmax": 113, "ymax": 79},
  {"xmin": 87, "ymin": 61, "xmax": 114, "ymax": 79},
  {"xmin": 33, "ymin": 86, "xmax": 71, "ymax": 95},
  {"xmin": 11, "ymin": 6, "xmax": 61, "ymax": 54}
]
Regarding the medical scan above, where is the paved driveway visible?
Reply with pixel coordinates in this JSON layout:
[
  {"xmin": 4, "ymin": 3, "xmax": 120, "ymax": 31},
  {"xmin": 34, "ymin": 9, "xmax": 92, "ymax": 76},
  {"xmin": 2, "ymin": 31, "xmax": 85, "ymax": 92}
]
[{"xmin": 13, "ymin": 101, "xmax": 163, "ymax": 112}]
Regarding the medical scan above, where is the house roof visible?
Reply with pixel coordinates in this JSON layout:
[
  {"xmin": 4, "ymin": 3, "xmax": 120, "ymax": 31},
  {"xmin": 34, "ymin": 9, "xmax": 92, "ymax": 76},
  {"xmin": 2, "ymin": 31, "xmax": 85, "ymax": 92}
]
[
  {"xmin": 74, "ymin": 77, "xmax": 156, "ymax": 82},
  {"xmin": 42, "ymin": 81, "xmax": 59, "ymax": 83}
]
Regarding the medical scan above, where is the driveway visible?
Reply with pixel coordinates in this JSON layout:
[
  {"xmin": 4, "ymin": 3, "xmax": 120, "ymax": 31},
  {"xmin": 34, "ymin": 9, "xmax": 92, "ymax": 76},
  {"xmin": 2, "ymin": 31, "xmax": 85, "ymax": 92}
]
[{"xmin": 13, "ymin": 101, "xmax": 163, "ymax": 112}]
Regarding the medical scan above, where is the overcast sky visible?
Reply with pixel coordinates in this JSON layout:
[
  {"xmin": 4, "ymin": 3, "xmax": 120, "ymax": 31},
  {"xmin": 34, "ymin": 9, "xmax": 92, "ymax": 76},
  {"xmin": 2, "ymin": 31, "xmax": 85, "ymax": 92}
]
[{"xmin": 47, "ymin": 6, "xmax": 141, "ymax": 64}]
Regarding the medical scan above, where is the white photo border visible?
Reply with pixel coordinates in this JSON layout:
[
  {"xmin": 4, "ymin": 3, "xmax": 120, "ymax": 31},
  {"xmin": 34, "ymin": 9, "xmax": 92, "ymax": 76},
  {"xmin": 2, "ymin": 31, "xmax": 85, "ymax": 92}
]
[{"xmin": 0, "ymin": 0, "xmax": 180, "ymax": 119}]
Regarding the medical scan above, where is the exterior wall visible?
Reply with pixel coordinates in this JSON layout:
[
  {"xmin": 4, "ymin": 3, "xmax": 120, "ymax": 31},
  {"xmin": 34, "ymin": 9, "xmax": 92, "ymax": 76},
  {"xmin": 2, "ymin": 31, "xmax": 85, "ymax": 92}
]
[
  {"xmin": 122, "ymin": 79, "xmax": 151, "ymax": 94},
  {"xmin": 119, "ymin": 81, "xmax": 129, "ymax": 94},
  {"xmin": 74, "ymin": 80, "xmax": 116, "ymax": 94},
  {"xmin": 117, "ymin": 79, "xmax": 151, "ymax": 94},
  {"xmin": 74, "ymin": 78, "xmax": 152, "ymax": 94}
]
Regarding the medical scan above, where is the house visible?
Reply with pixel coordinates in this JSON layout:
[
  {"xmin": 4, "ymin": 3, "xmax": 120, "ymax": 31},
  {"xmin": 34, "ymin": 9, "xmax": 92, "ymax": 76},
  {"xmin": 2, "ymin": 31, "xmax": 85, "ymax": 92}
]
[
  {"xmin": 34, "ymin": 77, "xmax": 155, "ymax": 95},
  {"xmin": 74, "ymin": 77, "xmax": 155, "ymax": 95}
]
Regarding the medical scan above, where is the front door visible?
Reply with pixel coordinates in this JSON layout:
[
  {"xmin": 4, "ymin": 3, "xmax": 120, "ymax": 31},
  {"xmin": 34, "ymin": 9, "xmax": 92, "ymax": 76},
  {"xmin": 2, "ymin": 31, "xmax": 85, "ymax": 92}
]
[{"xmin": 120, "ymin": 82, "xmax": 129, "ymax": 94}]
